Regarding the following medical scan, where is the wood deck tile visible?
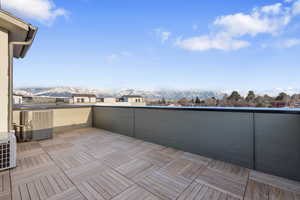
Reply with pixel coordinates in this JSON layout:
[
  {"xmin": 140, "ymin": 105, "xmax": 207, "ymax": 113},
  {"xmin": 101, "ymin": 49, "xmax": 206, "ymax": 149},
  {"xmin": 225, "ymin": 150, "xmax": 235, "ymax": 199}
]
[
  {"xmin": 0, "ymin": 171, "xmax": 11, "ymax": 200},
  {"xmin": 39, "ymin": 137, "xmax": 66, "ymax": 147},
  {"xmin": 178, "ymin": 181, "xmax": 239, "ymax": 200},
  {"xmin": 138, "ymin": 150, "xmax": 173, "ymax": 168},
  {"xmin": 244, "ymin": 179, "xmax": 300, "ymax": 200},
  {"xmin": 11, "ymin": 153, "xmax": 54, "ymax": 175},
  {"xmin": 159, "ymin": 147, "xmax": 184, "ymax": 158},
  {"xmin": 65, "ymin": 161, "xmax": 110, "ymax": 183},
  {"xmin": 268, "ymin": 185, "xmax": 297, "ymax": 200},
  {"xmin": 116, "ymin": 159, "xmax": 158, "ymax": 182},
  {"xmin": 11, "ymin": 170, "xmax": 75, "ymax": 200},
  {"xmin": 250, "ymin": 170, "xmax": 300, "ymax": 194},
  {"xmin": 196, "ymin": 167, "xmax": 247, "ymax": 199},
  {"xmin": 208, "ymin": 160, "xmax": 250, "ymax": 182},
  {"xmin": 43, "ymin": 143, "xmax": 74, "ymax": 154},
  {"xmin": 159, "ymin": 158, "xmax": 206, "ymax": 181},
  {"xmin": 180, "ymin": 152, "xmax": 212, "ymax": 166},
  {"xmin": 51, "ymin": 151, "xmax": 95, "ymax": 171},
  {"xmin": 17, "ymin": 142, "xmax": 43, "ymax": 158},
  {"xmin": 244, "ymin": 180, "xmax": 269, "ymax": 200},
  {"xmin": 77, "ymin": 169, "xmax": 133, "ymax": 200},
  {"xmin": 4, "ymin": 128, "xmax": 300, "ymax": 200},
  {"xmin": 138, "ymin": 171, "xmax": 190, "ymax": 200},
  {"xmin": 85, "ymin": 146, "xmax": 118, "ymax": 160},
  {"xmin": 99, "ymin": 152, "xmax": 134, "ymax": 169},
  {"xmin": 47, "ymin": 188, "xmax": 87, "ymax": 200},
  {"xmin": 11, "ymin": 164, "xmax": 61, "ymax": 185},
  {"xmin": 111, "ymin": 185, "xmax": 160, "ymax": 200}
]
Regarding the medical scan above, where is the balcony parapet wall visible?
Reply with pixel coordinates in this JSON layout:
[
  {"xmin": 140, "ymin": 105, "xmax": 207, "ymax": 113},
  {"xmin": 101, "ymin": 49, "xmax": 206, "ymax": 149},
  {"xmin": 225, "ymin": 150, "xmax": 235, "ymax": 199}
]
[
  {"xmin": 93, "ymin": 105, "xmax": 300, "ymax": 182},
  {"xmin": 12, "ymin": 104, "xmax": 300, "ymax": 182}
]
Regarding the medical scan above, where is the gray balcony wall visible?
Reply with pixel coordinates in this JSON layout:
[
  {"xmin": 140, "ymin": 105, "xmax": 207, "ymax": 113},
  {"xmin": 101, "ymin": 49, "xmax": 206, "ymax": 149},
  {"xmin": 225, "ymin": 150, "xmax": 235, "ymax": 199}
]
[
  {"xmin": 92, "ymin": 106, "xmax": 300, "ymax": 182},
  {"xmin": 134, "ymin": 109, "xmax": 254, "ymax": 168},
  {"xmin": 93, "ymin": 107, "xmax": 134, "ymax": 137},
  {"xmin": 254, "ymin": 113, "xmax": 300, "ymax": 181}
]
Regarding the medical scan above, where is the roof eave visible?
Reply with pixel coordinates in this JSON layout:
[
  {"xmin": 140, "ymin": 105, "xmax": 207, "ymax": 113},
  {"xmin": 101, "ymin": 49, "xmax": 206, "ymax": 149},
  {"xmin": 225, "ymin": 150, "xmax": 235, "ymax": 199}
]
[{"xmin": 18, "ymin": 25, "xmax": 38, "ymax": 58}]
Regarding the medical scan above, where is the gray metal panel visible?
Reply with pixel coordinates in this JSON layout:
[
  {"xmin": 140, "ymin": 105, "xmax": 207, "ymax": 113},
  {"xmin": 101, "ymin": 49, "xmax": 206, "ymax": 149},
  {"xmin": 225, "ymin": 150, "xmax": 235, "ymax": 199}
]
[
  {"xmin": 93, "ymin": 107, "xmax": 134, "ymax": 137},
  {"xmin": 255, "ymin": 113, "xmax": 300, "ymax": 181},
  {"xmin": 134, "ymin": 109, "xmax": 254, "ymax": 168}
]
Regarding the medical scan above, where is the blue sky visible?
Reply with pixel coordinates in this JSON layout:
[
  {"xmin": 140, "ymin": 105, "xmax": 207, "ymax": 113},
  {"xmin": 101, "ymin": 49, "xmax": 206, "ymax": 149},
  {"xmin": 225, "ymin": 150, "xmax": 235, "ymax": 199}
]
[{"xmin": 4, "ymin": 0, "xmax": 300, "ymax": 91}]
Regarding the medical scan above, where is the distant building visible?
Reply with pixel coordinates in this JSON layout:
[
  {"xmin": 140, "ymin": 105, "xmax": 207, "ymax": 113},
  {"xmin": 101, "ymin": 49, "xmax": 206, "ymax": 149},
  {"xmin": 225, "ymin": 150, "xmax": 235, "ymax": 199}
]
[
  {"xmin": 95, "ymin": 95, "xmax": 146, "ymax": 106},
  {"xmin": 55, "ymin": 97, "xmax": 72, "ymax": 104},
  {"xmin": 72, "ymin": 94, "xmax": 97, "ymax": 104},
  {"xmin": 97, "ymin": 97, "xmax": 117, "ymax": 103},
  {"xmin": 13, "ymin": 94, "xmax": 23, "ymax": 104},
  {"xmin": 120, "ymin": 95, "xmax": 145, "ymax": 104},
  {"xmin": 271, "ymin": 101, "xmax": 287, "ymax": 108}
]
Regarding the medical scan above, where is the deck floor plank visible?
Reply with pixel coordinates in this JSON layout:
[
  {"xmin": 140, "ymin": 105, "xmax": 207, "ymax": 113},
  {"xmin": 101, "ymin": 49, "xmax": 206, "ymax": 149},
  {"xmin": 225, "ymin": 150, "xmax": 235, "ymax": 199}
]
[
  {"xmin": 0, "ymin": 171, "xmax": 11, "ymax": 200},
  {"xmin": 1, "ymin": 128, "xmax": 299, "ymax": 200}
]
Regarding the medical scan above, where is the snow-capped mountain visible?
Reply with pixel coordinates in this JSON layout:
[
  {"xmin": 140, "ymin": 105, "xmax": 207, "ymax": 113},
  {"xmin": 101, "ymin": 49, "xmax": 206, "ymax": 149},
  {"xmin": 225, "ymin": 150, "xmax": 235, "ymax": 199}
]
[
  {"xmin": 13, "ymin": 87, "xmax": 225, "ymax": 100},
  {"xmin": 14, "ymin": 86, "xmax": 300, "ymax": 100}
]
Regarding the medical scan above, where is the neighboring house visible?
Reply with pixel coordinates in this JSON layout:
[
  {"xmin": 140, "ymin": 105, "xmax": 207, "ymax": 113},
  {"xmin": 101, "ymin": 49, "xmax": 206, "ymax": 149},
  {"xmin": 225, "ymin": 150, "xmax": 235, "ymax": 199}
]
[
  {"xmin": 95, "ymin": 95, "xmax": 146, "ymax": 106},
  {"xmin": 120, "ymin": 95, "xmax": 145, "ymax": 103},
  {"xmin": 97, "ymin": 97, "xmax": 117, "ymax": 103},
  {"xmin": 119, "ymin": 95, "xmax": 146, "ymax": 106},
  {"xmin": 56, "ymin": 97, "xmax": 72, "ymax": 104},
  {"xmin": 13, "ymin": 94, "xmax": 23, "ymax": 104},
  {"xmin": 72, "ymin": 94, "xmax": 97, "ymax": 104}
]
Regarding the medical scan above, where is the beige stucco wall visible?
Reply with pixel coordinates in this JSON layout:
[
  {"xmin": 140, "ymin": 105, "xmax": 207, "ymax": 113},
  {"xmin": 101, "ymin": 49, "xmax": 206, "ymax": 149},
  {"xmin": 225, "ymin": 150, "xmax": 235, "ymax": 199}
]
[
  {"xmin": 73, "ymin": 97, "xmax": 96, "ymax": 104},
  {"xmin": 13, "ymin": 107, "xmax": 92, "ymax": 133},
  {"xmin": 0, "ymin": 29, "xmax": 8, "ymax": 132},
  {"xmin": 53, "ymin": 107, "xmax": 92, "ymax": 131}
]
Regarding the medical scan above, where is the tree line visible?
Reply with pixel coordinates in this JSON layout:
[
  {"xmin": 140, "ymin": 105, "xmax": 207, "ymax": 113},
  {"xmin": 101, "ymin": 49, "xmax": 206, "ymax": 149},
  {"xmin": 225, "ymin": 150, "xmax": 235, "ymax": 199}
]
[{"xmin": 149, "ymin": 91, "xmax": 300, "ymax": 108}]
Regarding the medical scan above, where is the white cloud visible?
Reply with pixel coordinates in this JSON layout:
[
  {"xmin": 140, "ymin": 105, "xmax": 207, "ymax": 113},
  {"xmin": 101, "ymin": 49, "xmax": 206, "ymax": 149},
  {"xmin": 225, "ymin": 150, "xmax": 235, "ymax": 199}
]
[
  {"xmin": 154, "ymin": 29, "xmax": 172, "ymax": 43},
  {"xmin": 2, "ymin": 0, "xmax": 68, "ymax": 23},
  {"xmin": 176, "ymin": 35, "xmax": 250, "ymax": 51},
  {"xmin": 282, "ymin": 38, "xmax": 300, "ymax": 47},
  {"xmin": 214, "ymin": 6, "xmax": 290, "ymax": 37},
  {"xmin": 261, "ymin": 3, "xmax": 282, "ymax": 14},
  {"xmin": 105, "ymin": 51, "xmax": 133, "ymax": 63},
  {"xmin": 292, "ymin": 0, "xmax": 300, "ymax": 15},
  {"xmin": 177, "ymin": 0, "xmax": 300, "ymax": 51}
]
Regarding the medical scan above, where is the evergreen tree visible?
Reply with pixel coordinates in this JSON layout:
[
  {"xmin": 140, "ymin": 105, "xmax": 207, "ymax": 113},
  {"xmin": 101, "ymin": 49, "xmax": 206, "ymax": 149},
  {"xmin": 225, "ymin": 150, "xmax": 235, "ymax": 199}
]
[
  {"xmin": 246, "ymin": 91, "xmax": 255, "ymax": 102},
  {"xmin": 161, "ymin": 97, "xmax": 166, "ymax": 104},
  {"xmin": 195, "ymin": 96, "xmax": 201, "ymax": 104},
  {"xmin": 228, "ymin": 91, "xmax": 242, "ymax": 101},
  {"xmin": 276, "ymin": 92, "xmax": 288, "ymax": 101}
]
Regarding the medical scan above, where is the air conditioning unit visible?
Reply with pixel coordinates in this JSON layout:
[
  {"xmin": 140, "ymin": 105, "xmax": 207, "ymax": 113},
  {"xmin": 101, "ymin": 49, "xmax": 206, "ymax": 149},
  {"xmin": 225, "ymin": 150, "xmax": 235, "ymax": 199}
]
[
  {"xmin": 0, "ymin": 132, "xmax": 16, "ymax": 171},
  {"xmin": 16, "ymin": 110, "xmax": 53, "ymax": 142}
]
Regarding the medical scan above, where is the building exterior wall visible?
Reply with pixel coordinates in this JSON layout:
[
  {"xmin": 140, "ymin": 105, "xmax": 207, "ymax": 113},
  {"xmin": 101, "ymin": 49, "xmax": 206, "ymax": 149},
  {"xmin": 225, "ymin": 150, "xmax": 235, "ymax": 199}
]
[
  {"xmin": 102, "ymin": 98, "xmax": 117, "ymax": 103},
  {"xmin": 53, "ymin": 107, "xmax": 92, "ymax": 132},
  {"xmin": 13, "ymin": 107, "xmax": 92, "ymax": 133},
  {"xmin": 123, "ymin": 97, "xmax": 144, "ymax": 103},
  {"xmin": 0, "ymin": 29, "xmax": 8, "ymax": 132},
  {"xmin": 73, "ymin": 97, "xmax": 96, "ymax": 104}
]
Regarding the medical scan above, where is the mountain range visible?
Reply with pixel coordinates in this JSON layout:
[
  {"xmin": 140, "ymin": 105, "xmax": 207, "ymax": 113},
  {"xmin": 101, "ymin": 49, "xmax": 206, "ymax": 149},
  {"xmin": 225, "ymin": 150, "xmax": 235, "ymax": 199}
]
[
  {"xmin": 13, "ymin": 86, "xmax": 300, "ymax": 100},
  {"xmin": 13, "ymin": 87, "xmax": 225, "ymax": 100}
]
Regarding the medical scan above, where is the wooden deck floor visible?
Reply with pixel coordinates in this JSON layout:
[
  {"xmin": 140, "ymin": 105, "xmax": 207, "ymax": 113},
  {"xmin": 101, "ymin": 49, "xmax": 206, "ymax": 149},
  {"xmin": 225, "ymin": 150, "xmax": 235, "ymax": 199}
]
[{"xmin": 1, "ymin": 128, "xmax": 300, "ymax": 200}]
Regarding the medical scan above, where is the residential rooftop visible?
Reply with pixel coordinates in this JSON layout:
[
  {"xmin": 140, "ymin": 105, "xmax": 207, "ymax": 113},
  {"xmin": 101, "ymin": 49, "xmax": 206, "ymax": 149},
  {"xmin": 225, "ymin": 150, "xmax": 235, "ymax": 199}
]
[
  {"xmin": 72, "ymin": 94, "xmax": 97, "ymax": 98},
  {"xmin": 1, "ymin": 127, "xmax": 300, "ymax": 200}
]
